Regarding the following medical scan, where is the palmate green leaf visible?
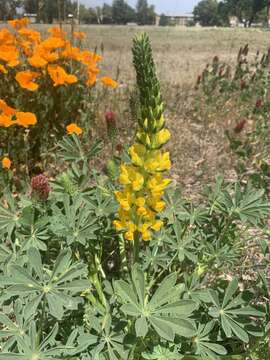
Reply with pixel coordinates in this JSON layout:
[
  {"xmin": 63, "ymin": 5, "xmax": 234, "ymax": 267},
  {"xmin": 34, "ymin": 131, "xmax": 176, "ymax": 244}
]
[
  {"xmin": 58, "ymin": 134, "xmax": 102, "ymax": 163},
  {"xmin": 0, "ymin": 322, "xmax": 74, "ymax": 359},
  {"xmin": 135, "ymin": 316, "xmax": 148, "ymax": 337},
  {"xmin": 115, "ymin": 265, "xmax": 197, "ymax": 341},
  {"xmin": 0, "ymin": 248, "xmax": 90, "ymax": 320},
  {"xmin": 162, "ymin": 187, "xmax": 184, "ymax": 224},
  {"xmin": 0, "ymin": 191, "xmax": 21, "ymax": 237},
  {"xmin": 142, "ymin": 344, "xmax": 184, "ymax": 359},
  {"xmin": 81, "ymin": 312, "xmax": 127, "ymax": 359},
  {"xmin": 49, "ymin": 195, "xmax": 99, "ymax": 246},
  {"xmin": 213, "ymin": 181, "xmax": 270, "ymax": 225},
  {"xmin": 0, "ymin": 299, "xmax": 33, "ymax": 352},
  {"xmin": 208, "ymin": 279, "xmax": 265, "ymax": 344},
  {"xmin": 193, "ymin": 321, "xmax": 227, "ymax": 359},
  {"xmin": 18, "ymin": 216, "xmax": 51, "ymax": 252}
]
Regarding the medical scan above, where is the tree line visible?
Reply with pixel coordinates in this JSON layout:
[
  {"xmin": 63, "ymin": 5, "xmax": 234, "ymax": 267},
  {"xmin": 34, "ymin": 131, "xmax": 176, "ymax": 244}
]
[
  {"xmin": 0, "ymin": 0, "xmax": 156, "ymax": 25},
  {"xmin": 193, "ymin": 0, "xmax": 270, "ymax": 27}
]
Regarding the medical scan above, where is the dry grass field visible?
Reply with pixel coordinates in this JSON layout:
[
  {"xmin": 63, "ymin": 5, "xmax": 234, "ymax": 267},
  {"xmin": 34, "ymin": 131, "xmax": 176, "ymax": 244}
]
[{"xmin": 37, "ymin": 25, "xmax": 270, "ymax": 192}]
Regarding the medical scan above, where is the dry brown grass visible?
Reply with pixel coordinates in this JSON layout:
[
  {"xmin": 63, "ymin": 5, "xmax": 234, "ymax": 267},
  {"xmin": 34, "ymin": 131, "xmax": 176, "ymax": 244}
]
[{"xmin": 35, "ymin": 25, "xmax": 270, "ymax": 190}]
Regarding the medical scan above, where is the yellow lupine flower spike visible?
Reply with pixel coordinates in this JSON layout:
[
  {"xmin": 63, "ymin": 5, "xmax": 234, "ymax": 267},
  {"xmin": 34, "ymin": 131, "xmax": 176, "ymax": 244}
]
[{"xmin": 114, "ymin": 34, "xmax": 171, "ymax": 244}]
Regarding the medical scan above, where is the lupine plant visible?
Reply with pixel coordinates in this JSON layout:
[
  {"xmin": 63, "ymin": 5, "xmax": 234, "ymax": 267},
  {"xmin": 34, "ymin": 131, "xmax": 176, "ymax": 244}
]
[{"xmin": 0, "ymin": 33, "xmax": 269, "ymax": 360}]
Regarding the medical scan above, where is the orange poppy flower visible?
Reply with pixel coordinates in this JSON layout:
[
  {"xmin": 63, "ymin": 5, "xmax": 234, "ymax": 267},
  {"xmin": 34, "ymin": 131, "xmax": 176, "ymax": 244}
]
[
  {"xmin": 0, "ymin": 114, "xmax": 14, "ymax": 127},
  {"xmin": 47, "ymin": 27, "xmax": 65, "ymax": 39},
  {"xmin": 15, "ymin": 112, "xmax": 37, "ymax": 127},
  {"xmin": 66, "ymin": 123, "xmax": 82, "ymax": 135},
  {"xmin": 28, "ymin": 53, "xmax": 48, "ymax": 68},
  {"xmin": 61, "ymin": 44, "xmax": 81, "ymax": 61},
  {"xmin": 8, "ymin": 18, "xmax": 29, "ymax": 30},
  {"xmin": 18, "ymin": 28, "xmax": 41, "ymax": 44},
  {"xmin": 79, "ymin": 50, "xmax": 102, "ymax": 65},
  {"xmin": 15, "ymin": 71, "xmax": 40, "ymax": 91},
  {"xmin": 86, "ymin": 71, "xmax": 97, "ymax": 87},
  {"xmin": 48, "ymin": 65, "xmax": 77, "ymax": 86},
  {"xmin": 101, "ymin": 77, "xmax": 118, "ymax": 89},
  {"xmin": 0, "ymin": 99, "xmax": 16, "ymax": 116},
  {"xmin": 73, "ymin": 31, "xmax": 86, "ymax": 40},
  {"xmin": 2, "ymin": 157, "xmax": 11, "ymax": 170},
  {"xmin": 41, "ymin": 37, "xmax": 66, "ymax": 50},
  {"xmin": 0, "ymin": 29, "xmax": 15, "ymax": 45},
  {"xmin": 0, "ymin": 45, "xmax": 20, "ymax": 67}
]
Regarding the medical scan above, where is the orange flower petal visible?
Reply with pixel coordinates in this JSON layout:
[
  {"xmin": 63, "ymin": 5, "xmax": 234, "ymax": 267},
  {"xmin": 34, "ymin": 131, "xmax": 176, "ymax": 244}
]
[
  {"xmin": 101, "ymin": 76, "xmax": 118, "ymax": 88},
  {"xmin": 15, "ymin": 112, "xmax": 37, "ymax": 127},
  {"xmin": 66, "ymin": 123, "xmax": 82, "ymax": 135},
  {"xmin": 2, "ymin": 157, "xmax": 11, "ymax": 170}
]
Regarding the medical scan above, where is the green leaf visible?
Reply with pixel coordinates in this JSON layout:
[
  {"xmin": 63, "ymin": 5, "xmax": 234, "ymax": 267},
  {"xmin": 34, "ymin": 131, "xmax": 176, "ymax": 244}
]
[{"xmin": 135, "ymin": 316, "xmax": 148, "ymax": 337}]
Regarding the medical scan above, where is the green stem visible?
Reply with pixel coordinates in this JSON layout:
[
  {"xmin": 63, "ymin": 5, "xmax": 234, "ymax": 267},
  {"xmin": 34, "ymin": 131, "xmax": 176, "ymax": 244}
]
[
  {"xmin": 119, "ymin": 233, "xmax": 128, "ymax": 272},
  {"xmin": 133, "ymin": 232, "xmax": 140, "ymax": 264},
  {"xmin": 38, "ymin": 297, "xmax": 46, "ymax": 344}
]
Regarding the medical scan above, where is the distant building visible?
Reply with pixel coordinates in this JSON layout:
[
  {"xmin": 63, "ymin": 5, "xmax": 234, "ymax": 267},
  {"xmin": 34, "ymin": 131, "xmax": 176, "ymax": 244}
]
[
  {"xmin": 229, "ymin": 16, "xmax": 239, "ymax": 27},
  {"xmin": 156, "ymin": 13, "xmax": 194, "ymax": 27},
  {"xmin": 24, "ymin": 13, "xmax": 37, "ymax": 23}
]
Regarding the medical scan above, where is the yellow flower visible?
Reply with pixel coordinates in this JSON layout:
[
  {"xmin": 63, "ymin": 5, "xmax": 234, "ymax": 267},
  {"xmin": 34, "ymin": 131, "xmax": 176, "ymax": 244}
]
[
  {"xmin": 147, "ymin": 175, "xmax": 171, "ymax": 195},
  {"xmin": 113, "ymin": 220, "xmax": 126, "ymax": 231},
  {"xmin": 137, "ymin": 207, "xmax": 148, "ymax": 216},
  {"xmin": 154, "ymin": 128, "xmax": 171, "ymax": 147},
  {"xmin": 125, "ymin": 231, "xmax": 134, "ymax": 241},
  {"xmin": 2, "ymin": 157, "xmax": 11, "ymax": 170},
  {"xmin": 0, "ymin": 64, "xmax": 7, "ymax": 74},
  {"xmin": 148, "ymin": 197, "xmax": 166, "ymax": 213},
  {"xmin": 66, "ymin": 123, "xmax": 82, "ymax": 135},
  {"xmin": 15, "ymin": 71, "xmax": 40, "ymax": 91},
  {"xmin": 119, "ymin": 165, "xmax": 144, "ymax": 191},
  {"xmin": 144, "ymin": 151, "xmax": 171, "ymax": 172},
  {"xmin": 151, "ymin": 220, "xmax": 163, "ymax": 231},
  {"xmin": 129, "ymin": 144, "xmax": 146, "ymax": 166},
  {"xmin": 135, "ymin": 197, "xmax": 145, "ymax": 207},
  {"xmin": 142, "ymin": 230, "xmax": 151, "ymax": 241},
  {"xmin": 101, "ymin": 76, "xmax": 118, "ymax": 88},
  {"xmin": 114, "ymin": 191, "xmax": 132, "ymax": 211}
]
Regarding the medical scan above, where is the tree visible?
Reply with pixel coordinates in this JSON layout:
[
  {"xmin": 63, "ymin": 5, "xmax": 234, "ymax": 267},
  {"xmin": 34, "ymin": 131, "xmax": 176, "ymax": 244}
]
[
  {"xmin": 221, "ymin": 0, "xmax": 268, "ymax": 27},
  {"xmin": 193, "ymin": 0, "xmax": 220, "ymax": 26},
  {"xmin": 159, "ymin": 13, "xmax": 169, "ymax": 26},
  {"xmin": 102, "ymin": 3, "xmax": 113, "ymax": 24},
  {"xmin": 112, "ymin": 0, "xmax": 136, "ymax": 24},
  {"xmin": 23, "ymin": 0, "xmax": 37, "ymax": 13},
  {"xmin": 0, "ymin": 0, "xmax": 22, "ymax": 20},
  {"xmin": 136, "ymin": 0, "xmax": 156, "ymax": 25},
  {"xmin": 79, "ymin": 5, "xmax": 98, "ymax": 24}
]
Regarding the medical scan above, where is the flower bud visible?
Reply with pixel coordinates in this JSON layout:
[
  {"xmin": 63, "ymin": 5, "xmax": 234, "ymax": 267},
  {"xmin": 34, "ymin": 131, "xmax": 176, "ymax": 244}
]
[
  {"xmin": 105, "ymin": 111, "xmax": 117, "ymax": 139},
  {"xmin": 31, "ymin": 174, "xmax": 50, "ymax": 200},
  {"xmin": 234, "ymin": 120, "xmax": 246, "ymax": 134}
]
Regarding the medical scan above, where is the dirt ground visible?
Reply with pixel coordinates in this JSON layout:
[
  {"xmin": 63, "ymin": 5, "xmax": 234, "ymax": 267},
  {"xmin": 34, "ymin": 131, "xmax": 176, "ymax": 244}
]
[{"xmin": 37, "ymin": 25, "xmax": 270, "ymax": 191}]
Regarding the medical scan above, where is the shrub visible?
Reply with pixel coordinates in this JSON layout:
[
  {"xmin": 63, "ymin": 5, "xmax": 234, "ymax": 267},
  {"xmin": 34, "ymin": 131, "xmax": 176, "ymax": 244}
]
[{"xmin": 0, "ymin": 18, "xmax": 117, "ymax": 173}]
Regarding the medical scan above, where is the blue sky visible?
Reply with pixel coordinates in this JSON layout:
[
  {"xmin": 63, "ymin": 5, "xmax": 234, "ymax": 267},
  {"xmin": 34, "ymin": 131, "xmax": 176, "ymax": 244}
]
[{"xmin": 81, "ymin": 0, "xmax": 200, "ymax": 15}]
